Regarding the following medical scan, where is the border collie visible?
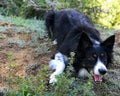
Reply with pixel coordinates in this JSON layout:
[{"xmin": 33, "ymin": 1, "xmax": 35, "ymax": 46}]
[{"xmin": 45, "ymin": 9, "xmax": 115, "ymax": 84}]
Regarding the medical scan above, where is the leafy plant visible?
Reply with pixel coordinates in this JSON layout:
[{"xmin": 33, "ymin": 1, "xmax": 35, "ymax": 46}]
[
  {"xmin": 5, "ymin": 54, "xmax": 95, "ymax": 96},
  {"xmin": 1, "ymin": 0, "xmax": 120, "ymax": 28},
  {"xmin": 57, "ymin": 0, "xmax": 120, "ymax": 28}
]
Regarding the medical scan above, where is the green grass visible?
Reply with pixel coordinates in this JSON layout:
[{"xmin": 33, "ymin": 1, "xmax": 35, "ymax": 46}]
[
  {"xmin": 4, "ymin": 65, "xmax": 95, "ymax": 96},
  {"xmin": 4, "ymin": 52, "xmax": 95, "ymax": 96},
  {"xmin": 0, "ymin": 15, "xmax": 47, "ymax": 38}
]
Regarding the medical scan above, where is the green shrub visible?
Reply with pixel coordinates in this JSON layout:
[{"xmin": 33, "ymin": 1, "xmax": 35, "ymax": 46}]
[
  {"xmin": 5, "ymin": 52, "xmax": 95, "ymax": 96},
  {"xmin": 57, "ymin": 0, "xmax": 120, "ymax": 28},
  {"xmin": 1, "ymin": 0, "xmax": 120, "ymax": 28},
  {"xmin": 1, "ymin": 0, "xmax": 47, "ymax": 19},
  {"xmin": 5, "ymin": 65, "xmax": 95, "ymax": 96}
]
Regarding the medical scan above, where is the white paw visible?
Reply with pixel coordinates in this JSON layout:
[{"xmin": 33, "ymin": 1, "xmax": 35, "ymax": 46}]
[{"xmin": 49, "ymin": 75, "xmax": 57, "ymax": 84}]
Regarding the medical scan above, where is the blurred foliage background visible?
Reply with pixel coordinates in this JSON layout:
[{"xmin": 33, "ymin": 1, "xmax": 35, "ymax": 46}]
[{"xmin": 0, "ymin": 0, "xmax": 120, "ymax": 28}]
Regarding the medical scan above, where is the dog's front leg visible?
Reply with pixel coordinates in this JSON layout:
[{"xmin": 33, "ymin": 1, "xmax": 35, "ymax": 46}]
[
  {"xmin": 49, "ymin": 60, "xmax": 65, "ymax": 84},
  {"xmin": 49, "ymin": 52, "xmax": 66, "ymax": 84}
]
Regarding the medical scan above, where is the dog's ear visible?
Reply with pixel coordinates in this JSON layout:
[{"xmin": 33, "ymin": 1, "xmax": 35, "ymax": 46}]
[
  {"xmin": 101, "ymin": 35, "xmax": 115, "ymax": 51},
  {"xmin": 78, "ymin": 32, "xmax": 93, "ymax": 49}
]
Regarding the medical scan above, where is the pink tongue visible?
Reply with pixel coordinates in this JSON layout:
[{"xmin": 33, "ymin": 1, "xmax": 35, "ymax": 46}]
[{"xmin": 93, "ymin": 74, "xmax": 102, "ymax": 82}]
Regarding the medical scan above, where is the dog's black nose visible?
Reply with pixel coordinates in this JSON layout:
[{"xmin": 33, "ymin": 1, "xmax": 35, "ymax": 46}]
[{"xmin": 99, "ymin": 69, "xmax": 107, "ymax": 75}]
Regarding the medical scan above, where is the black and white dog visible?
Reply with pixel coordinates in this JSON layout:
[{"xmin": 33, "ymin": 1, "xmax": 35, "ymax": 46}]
[{"xmin": 45, "ymin": 9, "xmax": 115, "ymax": 84}]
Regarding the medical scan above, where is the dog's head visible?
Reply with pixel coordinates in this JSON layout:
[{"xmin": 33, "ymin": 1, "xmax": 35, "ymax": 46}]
[{"xmin": 78, "ymin": 33, "xmax": 115, "ymax": 82}]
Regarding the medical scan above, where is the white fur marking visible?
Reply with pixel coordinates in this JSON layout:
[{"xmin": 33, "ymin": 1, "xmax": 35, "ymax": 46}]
[
  {"xmin": 78, "ymin": 68, "xmax": 89, "ymax": 77},
  {"xmin": 90, "ymin": 38, "xmax": 100, "ymax": 45},
  {"xmin": 49, "ymin": 52, "xmax": 65, "ymax": 84},
  {"xmin": 53, "ymin": 39, "xmax": 57, "ymax": 45},
  {"xmin": 94, "ymin": 58, "xmax": 107, "ymax": 75},
  {"xmin": 94, "ymin": 40, "xmax": 100, "ymax": 45}
]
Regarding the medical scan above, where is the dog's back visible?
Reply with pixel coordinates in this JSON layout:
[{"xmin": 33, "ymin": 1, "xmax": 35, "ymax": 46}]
[
  {"xmin": 45, "ymin": 9, "xmax": 93, "ymax": 39},
  {"xmin": 45, "ymin": 9, "xmax": 100, "ymax": 55}
]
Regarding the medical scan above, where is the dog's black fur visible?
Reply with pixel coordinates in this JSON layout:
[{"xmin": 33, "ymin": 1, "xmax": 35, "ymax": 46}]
[{"xmin": 45, "ymin": 9, "xmax": 115, "ymax": 82}]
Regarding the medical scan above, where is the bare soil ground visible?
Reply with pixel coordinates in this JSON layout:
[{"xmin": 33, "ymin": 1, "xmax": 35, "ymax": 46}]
[
  {"xmin": 0, "ymin": 21, "xmax": 120, "ymax": 96},
  {"xmin": 0, "ymin": 21, "xmax": 53, "ymax": 88}
]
